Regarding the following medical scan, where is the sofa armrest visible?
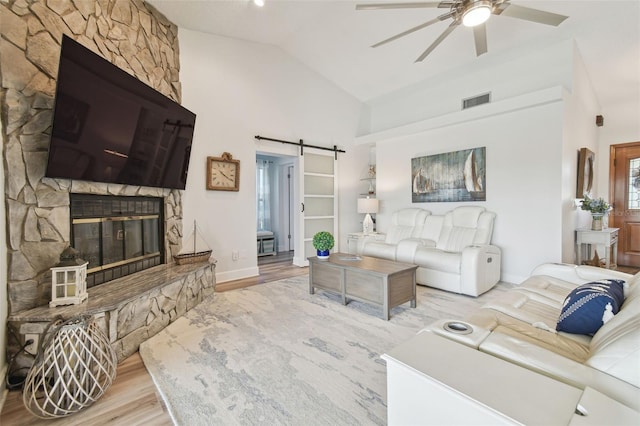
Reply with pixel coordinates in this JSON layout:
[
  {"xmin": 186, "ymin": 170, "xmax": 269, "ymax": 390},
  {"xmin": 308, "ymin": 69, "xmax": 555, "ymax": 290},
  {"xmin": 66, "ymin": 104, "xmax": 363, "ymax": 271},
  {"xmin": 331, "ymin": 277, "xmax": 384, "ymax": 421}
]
[
  {"xmin": 460, "ymin": 244, "xmax": 501, "ymax": 296},
  {"xmin": 361, "ymin": 241, "xmax": 397, "ymax": 261},
  {"xmin": 530, "ymin": 263, "xmax": 632, "ymax": 285},
  {"xmin": 480, "ymin": 330, "xmax": 640, "ymax": 411},
  {"xmin": 419, "ymin": 319, "xmax": 491, "ymax": 349},
  {"xmin": 396, "ymin": 238, "xmax": 436, "ymax": 263}
]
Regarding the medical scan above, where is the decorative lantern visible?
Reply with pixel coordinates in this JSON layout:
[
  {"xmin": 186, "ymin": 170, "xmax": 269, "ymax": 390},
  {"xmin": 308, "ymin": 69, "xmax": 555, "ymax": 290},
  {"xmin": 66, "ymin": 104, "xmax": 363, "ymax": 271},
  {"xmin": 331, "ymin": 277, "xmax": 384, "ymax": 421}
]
[
  {"xmin": 23, "ymin": 315, "xmax": 117, "ymax": 418},
  {"xmin": 50, "ymin": 247, "xmax": 88, "ymax": 307}
]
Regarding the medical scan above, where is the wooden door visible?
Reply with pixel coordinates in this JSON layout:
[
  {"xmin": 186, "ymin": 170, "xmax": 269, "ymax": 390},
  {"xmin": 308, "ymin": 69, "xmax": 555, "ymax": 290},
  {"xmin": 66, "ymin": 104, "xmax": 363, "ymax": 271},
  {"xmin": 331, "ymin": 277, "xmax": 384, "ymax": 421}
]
[{"xmin": 610, "ymin": 142, "xmax": 640, "ymax": 267}]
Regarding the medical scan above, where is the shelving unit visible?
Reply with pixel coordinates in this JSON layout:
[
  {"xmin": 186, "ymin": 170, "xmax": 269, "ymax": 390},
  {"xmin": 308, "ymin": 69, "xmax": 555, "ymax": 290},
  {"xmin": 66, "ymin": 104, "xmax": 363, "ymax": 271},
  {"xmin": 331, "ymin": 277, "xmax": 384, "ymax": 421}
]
[
  {"xmin": 360, "ymin": 177, "xmax": 376, "ymax": 196},
  {"xmin": 302, "ymin": 153, "xmax": 336, "ymax": 261}
]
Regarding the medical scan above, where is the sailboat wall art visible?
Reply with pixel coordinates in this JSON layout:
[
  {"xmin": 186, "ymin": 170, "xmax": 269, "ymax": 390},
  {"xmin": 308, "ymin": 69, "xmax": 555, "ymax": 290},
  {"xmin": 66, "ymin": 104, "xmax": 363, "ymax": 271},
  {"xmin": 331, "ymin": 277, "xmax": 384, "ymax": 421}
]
[{"xmin": 411, "ymin": 147, "xmax": 486, "ymax": 203}]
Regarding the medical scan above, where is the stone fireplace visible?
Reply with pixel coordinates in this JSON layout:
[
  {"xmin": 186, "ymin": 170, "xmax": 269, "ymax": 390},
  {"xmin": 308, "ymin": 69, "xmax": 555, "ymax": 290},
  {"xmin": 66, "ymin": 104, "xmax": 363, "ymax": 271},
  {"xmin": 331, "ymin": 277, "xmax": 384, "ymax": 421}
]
[
  {"xmin": 6, "ymin": 184, "xmax": 184, "ymax": 314},
  {"xmin": 2, "ymin": 0, "xmax": 186, "ymax": 315},
  {"xmin": 70, "ymin": 194, "xmax": 164, "ymax": 287},
  {"xmin": 2, "ymin": 1, "xmax": 216, "ymax": 364}
]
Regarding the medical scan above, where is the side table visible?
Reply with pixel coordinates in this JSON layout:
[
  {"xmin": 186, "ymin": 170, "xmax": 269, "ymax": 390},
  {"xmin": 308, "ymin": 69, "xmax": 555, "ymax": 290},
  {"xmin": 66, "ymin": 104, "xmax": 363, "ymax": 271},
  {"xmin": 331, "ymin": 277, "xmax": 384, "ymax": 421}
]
[
  {"xmin": 575, "ymin": 228, "xmax": 619, "ymax": 269},
  {"xmin": 346, "ymin": 232, "xmax": 386, "ymax": 255}
]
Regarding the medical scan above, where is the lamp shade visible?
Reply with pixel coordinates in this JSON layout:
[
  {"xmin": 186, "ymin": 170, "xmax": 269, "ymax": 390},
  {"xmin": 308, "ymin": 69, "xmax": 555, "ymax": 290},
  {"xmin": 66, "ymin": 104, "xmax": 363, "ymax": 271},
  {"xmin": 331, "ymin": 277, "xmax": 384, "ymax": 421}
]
[{"xmin": 357, "ymin": 198, "xmax": 379, "ymax": 214}]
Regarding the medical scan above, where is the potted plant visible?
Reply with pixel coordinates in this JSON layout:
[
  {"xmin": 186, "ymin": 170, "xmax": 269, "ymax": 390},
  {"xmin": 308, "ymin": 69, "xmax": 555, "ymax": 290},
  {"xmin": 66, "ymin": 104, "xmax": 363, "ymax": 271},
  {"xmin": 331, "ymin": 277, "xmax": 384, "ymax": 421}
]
[
  {"xmin": 580, "ymin": 195, "xmax": 610, "ymax": 230},
  {"xmin": 312, "ymin": 231, "xmax": 334, "ymax": 260}
]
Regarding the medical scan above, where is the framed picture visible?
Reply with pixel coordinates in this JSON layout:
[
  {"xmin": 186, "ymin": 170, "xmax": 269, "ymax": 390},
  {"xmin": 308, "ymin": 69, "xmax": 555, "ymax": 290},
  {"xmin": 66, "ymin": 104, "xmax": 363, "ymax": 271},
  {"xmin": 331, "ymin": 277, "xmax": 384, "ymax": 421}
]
[
  {"xmin": 411, "ymin": 147, "xmax": 486, "ymax": 203},
  {"xmin": 207, "ymin": 152, "xmax": 240, "ymax": 191},
  {"xmin": 576, "ymin": 148, "xmax": 595, "ymax": 198}
]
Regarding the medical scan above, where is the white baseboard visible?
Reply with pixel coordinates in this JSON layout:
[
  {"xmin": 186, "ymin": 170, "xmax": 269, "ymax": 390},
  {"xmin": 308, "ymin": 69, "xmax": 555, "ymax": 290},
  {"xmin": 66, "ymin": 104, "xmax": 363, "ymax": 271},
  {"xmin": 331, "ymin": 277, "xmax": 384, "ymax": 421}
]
[{"xmin": 215, "ymin": 267, "xmax": 260, "ymax": 283}]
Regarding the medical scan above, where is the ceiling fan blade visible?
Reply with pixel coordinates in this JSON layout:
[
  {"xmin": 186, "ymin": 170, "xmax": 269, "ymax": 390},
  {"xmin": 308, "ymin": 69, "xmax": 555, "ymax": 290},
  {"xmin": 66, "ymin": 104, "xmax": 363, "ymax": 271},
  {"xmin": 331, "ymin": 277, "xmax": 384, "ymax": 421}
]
[
  {"xmin": 356, "ymin": 2, "xmax": 442, "ymax": 10},
  {"xmin": 495, "ymin": 3, "xmax": 569, "ymax": 26},
  {"xmin": 415, "ymin": 21, "xmax": 458, "ymax": 62},
  {"xmin": 371, "ymin": 14, "xmax": 450, "ymax": 48},
  {"xmin": 473, "ymin": 23, "xmax": 487, "ymax": 56}
]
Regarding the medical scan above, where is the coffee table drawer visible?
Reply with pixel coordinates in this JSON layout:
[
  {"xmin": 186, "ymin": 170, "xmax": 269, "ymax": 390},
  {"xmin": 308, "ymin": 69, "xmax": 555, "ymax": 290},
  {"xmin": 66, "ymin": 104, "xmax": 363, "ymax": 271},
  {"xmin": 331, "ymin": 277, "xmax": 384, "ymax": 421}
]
[
  {"xmin": 346, "ymin": 269, "xmax": 383, "ymax": 304},
  {"xmin": 310, "ymin": 262, "xmax": 342, "ymax": 292}
]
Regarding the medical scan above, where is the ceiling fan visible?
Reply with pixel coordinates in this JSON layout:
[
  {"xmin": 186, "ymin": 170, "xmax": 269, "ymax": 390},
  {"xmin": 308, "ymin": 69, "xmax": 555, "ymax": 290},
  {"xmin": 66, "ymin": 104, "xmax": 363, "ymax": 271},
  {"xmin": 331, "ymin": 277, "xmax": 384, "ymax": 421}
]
[{"xmin": 356, "ymin": 1, "xmax": 569, "ymax": 62}]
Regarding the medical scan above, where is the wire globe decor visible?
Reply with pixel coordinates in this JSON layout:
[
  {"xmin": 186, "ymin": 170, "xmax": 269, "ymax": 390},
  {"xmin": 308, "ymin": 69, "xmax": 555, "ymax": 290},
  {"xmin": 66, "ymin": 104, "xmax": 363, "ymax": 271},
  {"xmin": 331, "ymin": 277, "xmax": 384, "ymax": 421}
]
[{"xmin": 23, "ymin": 315, "xmax": 117, "ymax": 418}]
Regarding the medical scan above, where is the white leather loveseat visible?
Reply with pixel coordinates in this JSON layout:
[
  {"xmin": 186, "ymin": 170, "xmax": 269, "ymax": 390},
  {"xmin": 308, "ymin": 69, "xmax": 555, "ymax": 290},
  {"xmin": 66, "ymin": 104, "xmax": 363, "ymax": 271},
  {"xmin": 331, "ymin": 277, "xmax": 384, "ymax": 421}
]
[
  {"xmin": 362, "ymin": 206, "xmax": 501, "ymax": 296},
  {"xmin": 384, "ymin": 264, "xmax": 640, "ymax": 424}
]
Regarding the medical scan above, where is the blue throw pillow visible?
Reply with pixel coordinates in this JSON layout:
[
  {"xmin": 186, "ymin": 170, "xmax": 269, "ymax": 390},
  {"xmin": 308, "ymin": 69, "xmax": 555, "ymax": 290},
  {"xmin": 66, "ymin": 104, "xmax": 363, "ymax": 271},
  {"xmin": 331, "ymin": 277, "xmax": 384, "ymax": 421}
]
[{"xmin": 556, "ymin": 279, "xmax": 625, "ymax": 335}]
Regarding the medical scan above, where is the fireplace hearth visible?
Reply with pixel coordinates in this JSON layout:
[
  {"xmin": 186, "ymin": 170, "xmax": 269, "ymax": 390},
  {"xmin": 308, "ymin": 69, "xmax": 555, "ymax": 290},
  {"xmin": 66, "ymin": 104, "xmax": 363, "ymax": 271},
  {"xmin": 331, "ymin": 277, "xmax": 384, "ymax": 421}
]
[{"xmin": 70, "ymin": 194, "xmax": 164, "ymax": 287}]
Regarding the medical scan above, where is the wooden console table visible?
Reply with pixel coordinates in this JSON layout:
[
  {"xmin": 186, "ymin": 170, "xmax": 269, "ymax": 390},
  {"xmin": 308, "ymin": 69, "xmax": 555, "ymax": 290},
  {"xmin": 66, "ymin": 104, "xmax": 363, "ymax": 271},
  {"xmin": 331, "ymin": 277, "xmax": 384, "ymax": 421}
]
[
  {"xmin": 346, "ymin": 232, "xmax": 386, "ymax": 255},
  {"xmin": 575, "ymin": 228, "xmax": 619, "ymax": 269}
]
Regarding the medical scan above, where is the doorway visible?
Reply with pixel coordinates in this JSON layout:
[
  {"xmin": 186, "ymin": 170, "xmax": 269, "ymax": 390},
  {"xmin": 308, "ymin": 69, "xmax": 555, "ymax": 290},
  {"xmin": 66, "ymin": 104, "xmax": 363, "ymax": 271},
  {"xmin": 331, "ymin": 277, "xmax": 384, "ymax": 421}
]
[
  {"xmin": 609, "ymin": 141, "xmax": 640, "ymax": 267},
  {"xmin": 256, "ymin": 153, "xmax": 296, "ymax": 260}
]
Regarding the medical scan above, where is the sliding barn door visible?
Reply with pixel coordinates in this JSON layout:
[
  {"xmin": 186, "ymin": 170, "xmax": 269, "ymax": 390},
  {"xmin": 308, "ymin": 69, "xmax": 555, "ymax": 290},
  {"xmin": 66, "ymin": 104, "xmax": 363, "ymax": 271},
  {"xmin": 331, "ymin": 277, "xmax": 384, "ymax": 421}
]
[{"xmin": 294, "ymin": 151, "xmax": 338, "ymax": 267}]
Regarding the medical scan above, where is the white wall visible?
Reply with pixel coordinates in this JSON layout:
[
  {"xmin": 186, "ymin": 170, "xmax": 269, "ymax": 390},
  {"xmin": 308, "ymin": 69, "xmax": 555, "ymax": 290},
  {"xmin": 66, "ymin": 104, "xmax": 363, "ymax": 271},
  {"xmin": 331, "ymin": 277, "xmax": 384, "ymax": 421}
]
[
  {"xmin": 561, "ymin": 43, "xmax": 602, "ymax": 262},
  {"xmin": 362, "ymin": 41, "xmax": 573, "ymax": 135},
  {"xmin": 178, "ymin": 29, "xmax": 362, "ymax": 282},
  {"xmin": 176, "ymin": 31, "xmax": 630, "ymax": 285},
  {"xmin": 373, "ymin": 95, "xmax": 564, "ymax": 284},
  {"xmin": 355, "ymin": 40, "xmax": 624, "ymax": 283}
]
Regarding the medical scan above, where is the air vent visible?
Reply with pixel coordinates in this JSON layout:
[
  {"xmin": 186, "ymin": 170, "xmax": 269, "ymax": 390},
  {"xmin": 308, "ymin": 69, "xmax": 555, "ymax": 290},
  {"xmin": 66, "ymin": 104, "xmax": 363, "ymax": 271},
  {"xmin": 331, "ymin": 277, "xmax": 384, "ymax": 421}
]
[{"xmin": 462, "ymin": 92, "xmax": 491, "ymax": 110}]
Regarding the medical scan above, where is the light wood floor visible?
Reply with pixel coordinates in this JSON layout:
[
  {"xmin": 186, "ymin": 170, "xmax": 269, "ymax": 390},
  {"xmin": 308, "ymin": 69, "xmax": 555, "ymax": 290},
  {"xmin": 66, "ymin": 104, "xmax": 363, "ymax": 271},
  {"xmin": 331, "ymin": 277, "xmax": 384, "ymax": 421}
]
[
  {"xmin": 1, "ymin": 252, "xmax": 304, "ymax": 426},
  {"xmin": 2, "ymin": 255, "xmax": 636, "ymax": 425}
]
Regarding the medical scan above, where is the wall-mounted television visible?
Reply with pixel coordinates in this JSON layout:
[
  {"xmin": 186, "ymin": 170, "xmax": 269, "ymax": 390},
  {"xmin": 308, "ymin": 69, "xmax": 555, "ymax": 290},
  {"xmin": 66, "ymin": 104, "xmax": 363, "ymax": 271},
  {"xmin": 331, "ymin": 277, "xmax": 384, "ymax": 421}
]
[{"xmin": 45, "ymin": 35, "xmax": 196, "ymax": 190}]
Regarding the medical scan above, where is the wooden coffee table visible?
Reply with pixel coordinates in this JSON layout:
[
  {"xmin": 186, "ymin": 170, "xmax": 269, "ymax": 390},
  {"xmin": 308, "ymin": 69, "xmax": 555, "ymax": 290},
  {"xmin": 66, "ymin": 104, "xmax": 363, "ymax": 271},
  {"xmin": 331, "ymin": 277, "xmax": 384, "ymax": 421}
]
[{"xmin": 308, "ymin": 253, "xmax": 418, "ymax": 320}]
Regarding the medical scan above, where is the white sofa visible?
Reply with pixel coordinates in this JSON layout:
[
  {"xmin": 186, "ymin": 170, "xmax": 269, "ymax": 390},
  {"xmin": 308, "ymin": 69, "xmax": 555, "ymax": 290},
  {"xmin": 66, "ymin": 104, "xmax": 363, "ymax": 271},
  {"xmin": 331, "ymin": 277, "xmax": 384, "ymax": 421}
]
[
  {"xmin": 362, "ymin": 206, "xmax": 501, "ymax": 296},
  {"xmin": 383, "ymin": 264, "xmax": 640, "ymax": 424}
]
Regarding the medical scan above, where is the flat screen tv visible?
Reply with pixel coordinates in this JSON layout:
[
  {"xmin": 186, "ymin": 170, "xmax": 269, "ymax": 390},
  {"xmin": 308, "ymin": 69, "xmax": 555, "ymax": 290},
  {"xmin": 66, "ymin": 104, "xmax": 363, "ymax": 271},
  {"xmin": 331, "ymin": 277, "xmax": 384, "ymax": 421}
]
[{"xmin": 45, "ymin": 35, "xmax": 196, "ymax": 190}]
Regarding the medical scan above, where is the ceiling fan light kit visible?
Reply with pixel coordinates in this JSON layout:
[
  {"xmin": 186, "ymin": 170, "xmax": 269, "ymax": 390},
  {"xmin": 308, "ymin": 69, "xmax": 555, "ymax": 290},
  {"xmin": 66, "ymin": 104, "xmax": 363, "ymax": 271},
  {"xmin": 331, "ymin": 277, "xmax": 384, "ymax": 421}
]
[
  {"xmin": 357, "ymin": 1, "xmax": 569, "ymax": 61},
  {"xmin": 462, "ymin": 1, "xmax": 492, "ymax": 27}
]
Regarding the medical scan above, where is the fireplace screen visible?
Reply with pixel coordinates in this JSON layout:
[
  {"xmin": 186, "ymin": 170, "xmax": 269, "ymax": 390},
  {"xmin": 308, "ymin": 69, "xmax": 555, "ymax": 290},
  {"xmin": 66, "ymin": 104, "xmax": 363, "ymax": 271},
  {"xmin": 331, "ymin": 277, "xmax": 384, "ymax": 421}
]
[{"xmin": 71, "ymin": 195, "xmax": 163, "ymax": 287}]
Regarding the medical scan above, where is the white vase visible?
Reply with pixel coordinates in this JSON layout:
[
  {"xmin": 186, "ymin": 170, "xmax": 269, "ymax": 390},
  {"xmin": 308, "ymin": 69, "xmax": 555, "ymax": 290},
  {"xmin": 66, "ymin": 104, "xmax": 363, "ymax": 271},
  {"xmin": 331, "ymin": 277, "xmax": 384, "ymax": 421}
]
[{"xmin": 591, "ymin": 213, "xmax": 604, "ymax": 231}]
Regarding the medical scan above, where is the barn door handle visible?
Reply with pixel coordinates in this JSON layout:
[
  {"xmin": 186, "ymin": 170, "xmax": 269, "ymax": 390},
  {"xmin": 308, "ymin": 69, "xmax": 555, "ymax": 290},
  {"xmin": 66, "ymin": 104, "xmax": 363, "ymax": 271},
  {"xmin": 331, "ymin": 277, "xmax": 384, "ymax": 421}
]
[{"xmin": 301, "ymin": 203, "xmax": 305, "ymax": 213}]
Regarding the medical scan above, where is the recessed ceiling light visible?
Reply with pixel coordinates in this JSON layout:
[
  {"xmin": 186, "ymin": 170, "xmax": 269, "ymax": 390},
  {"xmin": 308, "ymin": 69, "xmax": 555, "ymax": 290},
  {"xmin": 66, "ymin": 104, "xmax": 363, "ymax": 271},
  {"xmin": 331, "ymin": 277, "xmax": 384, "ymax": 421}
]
[{"xmin": 253, "ymin": 0, "xmax": 265, "ymax": 7}]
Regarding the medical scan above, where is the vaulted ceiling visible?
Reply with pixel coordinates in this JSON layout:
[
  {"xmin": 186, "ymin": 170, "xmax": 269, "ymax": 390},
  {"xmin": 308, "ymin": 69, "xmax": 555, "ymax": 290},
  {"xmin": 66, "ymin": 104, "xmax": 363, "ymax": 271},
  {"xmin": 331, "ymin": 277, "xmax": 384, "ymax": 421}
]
[{"xmin": 148, "ymin": 0, "xmax": 640, "ymax": 113}]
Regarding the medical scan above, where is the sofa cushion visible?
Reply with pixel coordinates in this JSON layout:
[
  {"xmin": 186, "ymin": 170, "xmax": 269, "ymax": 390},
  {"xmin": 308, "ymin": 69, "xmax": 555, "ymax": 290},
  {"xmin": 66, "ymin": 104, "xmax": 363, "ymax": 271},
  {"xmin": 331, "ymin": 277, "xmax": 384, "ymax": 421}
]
[
  {"xmin": 586, "ymin": 273, "xmax": 640, "ymax": 388},
  {"xmin": 385, "ymin": 208, "xmax": 430, "ymax": 244},
  {"xmin": 556, "ymin": 280, "xmax": 625, "ymax": 335},
  {"xmin": 436, "ymin": 207, "xmax": 494, "ymax": 252},
  {"xmin": 415, "ymin": 215, "xmax": 444, "ymax": 242},
  {"xmin": 413, "ymin": 248, "xmax": 461, "ymax": 274},
  {"xmin": 517, "ymin": 274, "xmax": 577, "ymax": 304}
]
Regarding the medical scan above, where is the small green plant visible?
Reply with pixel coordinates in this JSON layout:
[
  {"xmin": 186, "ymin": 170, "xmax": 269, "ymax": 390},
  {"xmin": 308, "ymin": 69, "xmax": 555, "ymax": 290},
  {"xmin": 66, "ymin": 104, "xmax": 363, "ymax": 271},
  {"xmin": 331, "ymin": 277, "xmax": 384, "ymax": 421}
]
[
  {"xmin": 580, "ymin": 195, "xmax": 610, "ymax": 214},
  {"xmin": 312, "ymin": 231, "xmax": 334, "ymax": 251}
]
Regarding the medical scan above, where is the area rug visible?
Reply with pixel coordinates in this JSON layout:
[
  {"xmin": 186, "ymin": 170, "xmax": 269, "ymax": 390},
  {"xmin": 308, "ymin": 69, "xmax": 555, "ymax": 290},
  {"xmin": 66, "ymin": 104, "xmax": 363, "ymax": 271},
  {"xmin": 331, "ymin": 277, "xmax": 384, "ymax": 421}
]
[{"xmin": 139, "ymin": 275, "xmax": 510, "ymax": 425}]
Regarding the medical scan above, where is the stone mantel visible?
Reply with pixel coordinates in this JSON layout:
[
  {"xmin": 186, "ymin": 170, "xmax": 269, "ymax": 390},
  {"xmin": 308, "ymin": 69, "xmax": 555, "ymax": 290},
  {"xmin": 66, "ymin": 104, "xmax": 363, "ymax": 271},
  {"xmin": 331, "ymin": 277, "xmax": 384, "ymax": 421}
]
[
  {"xmin": 9, "ymin": 261, "xmax": 216, "ymax": 322},
  {"xmin": 8, "ymin": 260, "xmax": 217, "ymax": 363}
]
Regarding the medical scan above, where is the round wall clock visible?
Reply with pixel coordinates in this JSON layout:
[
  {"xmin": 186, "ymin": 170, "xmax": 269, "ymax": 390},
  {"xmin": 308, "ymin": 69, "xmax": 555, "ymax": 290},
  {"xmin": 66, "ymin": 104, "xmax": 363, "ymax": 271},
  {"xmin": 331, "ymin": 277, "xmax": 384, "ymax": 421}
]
[{"xmin": 207, "ymin": 152, "xmax": 240, "ymax": 191}]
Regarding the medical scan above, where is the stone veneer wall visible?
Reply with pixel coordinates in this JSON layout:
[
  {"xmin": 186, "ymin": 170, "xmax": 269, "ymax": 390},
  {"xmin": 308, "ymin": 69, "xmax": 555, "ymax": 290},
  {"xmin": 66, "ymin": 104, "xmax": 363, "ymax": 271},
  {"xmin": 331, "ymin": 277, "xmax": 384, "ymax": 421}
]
[
  {"xmin": 9, "ymin": 262, "xmax": 216, "ymax": 363},
  {"xmin": 1, "ymin": 0, "xmax": 185, "ymax": 314}
]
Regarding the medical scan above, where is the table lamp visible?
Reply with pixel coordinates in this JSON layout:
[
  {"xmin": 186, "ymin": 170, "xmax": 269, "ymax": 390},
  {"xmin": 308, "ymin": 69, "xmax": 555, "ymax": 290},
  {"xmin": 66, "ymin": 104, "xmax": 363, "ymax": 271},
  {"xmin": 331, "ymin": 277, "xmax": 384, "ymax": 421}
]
[{"xmin": 357, "ymin": 197, "xmax": 379, "ymax": 234}]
